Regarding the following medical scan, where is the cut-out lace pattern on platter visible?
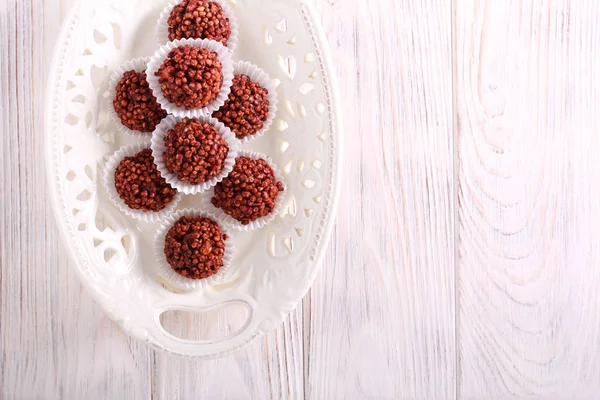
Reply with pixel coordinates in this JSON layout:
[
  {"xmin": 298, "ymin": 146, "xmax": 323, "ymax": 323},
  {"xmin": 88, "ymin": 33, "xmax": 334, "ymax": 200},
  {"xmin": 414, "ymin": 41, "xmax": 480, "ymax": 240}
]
[{"xmin": 47, "ymin": 0, "xmax": 340, "ymax": 357}]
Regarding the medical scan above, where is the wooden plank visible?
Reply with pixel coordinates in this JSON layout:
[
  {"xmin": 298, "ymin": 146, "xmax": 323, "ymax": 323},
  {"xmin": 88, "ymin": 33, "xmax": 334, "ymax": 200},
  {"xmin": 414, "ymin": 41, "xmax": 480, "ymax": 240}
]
[
  {"xmin": 0, "ymin": 1, "xmax": 152, "ymax": 398},
  {"xmin": 305, "ymin": 1, "xmax": 456, "ymax": 399},
  {"xmin": 457, "ymin": 1, "xmax": 600, "ymax": 398}
]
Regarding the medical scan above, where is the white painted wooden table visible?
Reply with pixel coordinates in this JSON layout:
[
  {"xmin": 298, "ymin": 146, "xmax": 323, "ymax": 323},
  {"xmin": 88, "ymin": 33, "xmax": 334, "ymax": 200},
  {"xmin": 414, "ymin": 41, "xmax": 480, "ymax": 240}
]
[{"xmin": 3, "ymin": 0, "xmax": 600, "ymax": 398}]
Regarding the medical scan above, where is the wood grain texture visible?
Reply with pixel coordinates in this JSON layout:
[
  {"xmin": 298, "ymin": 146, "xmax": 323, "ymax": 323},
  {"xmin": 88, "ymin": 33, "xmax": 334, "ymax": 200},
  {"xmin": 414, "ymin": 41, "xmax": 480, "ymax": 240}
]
[
  {"xmin": 457, "ymin": 0, "xmax": 600, "ymax": 398},
  {"xmin": 6, "ymin": 0, "xmax": 600, "ymax": 398},
  {"xmin": 306, "ymin": 1, "xmax": 456, "ymax": 399}
]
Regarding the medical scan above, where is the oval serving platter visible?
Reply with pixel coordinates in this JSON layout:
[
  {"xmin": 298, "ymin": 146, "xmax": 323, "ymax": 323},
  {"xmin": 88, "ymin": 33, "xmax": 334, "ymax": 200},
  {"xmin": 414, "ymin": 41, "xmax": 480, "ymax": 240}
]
[{"xmin": 45, "ymin": 0, "xmax": 342, "ymax": 357}]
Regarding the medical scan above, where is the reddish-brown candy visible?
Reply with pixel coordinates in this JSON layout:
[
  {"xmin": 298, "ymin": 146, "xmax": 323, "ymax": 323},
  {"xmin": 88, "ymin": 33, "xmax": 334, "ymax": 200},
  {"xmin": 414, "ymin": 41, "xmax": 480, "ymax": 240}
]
[
  {"xmin": 113, "ymin": 70, "xmax": 167, "ymax": 132},
  {"xmin": 164, "ymin": 216, "xmax": 228, "ymax": 279},
  {"xmin": 114, "ymin": 149, "xmax": 177, "ymax": 212},
  {"xmin": 212, "ymin": 74, "xmax": 270, "ymax": 140},
  {"xmin": 156, "ymin": 46, "xmax": 223, "ymax": 110},
  {"xmin": 211, "ymin": 157, "xmax": 284, "ymax": 225},
  {"xmin": 168, "ymin": 0, "xmax": 232, "ymax": 45},
  {"xmin": 163, "ymin": 118, "xmax": 229, "ymax": 185}
]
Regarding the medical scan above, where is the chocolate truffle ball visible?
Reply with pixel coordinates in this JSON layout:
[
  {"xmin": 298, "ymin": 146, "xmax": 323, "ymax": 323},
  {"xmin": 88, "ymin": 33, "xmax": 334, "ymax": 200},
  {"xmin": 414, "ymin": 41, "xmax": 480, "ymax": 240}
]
[
  {"xmin": 163, "ymin": 118, "xmax": 229, "ymax": 185},
  {"xmin": 212, "ymin": 74, "xmax": 270, "ymax": 140},
  {"xmin": 156, "ymin": 46, "xmax": 223, "ymax": 110},
  {"xmin": 114, "ymin": 149, "xmax": 177, "ymax": 212},
  {"xmin": 168, "ymin": 0, "xmax": 232, "ymax": 46},
  {"xmin": 211, "ymin": 157, "xmax": 284, "ymax": 225},
  {"xmin": 164, "ymin": 216, "xmax": 228, "ymax": 279},
  {"xmin": 113, "ymin": 70, "xmax": 168, "ymax": 133}
]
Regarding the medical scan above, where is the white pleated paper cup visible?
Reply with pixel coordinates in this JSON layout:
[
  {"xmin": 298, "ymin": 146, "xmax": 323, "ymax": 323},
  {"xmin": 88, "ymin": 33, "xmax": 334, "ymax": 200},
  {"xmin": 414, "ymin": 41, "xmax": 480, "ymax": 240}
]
[
  {"xmin": 154, "ymin": 208, "xmax": 234, "ymax": 290},
  {"xmin": 213, "ymin": 61, "xmax": 279, "ymax": 144},
  {"xmin": 201, "ymin": 150, "xmax": 287, "ymax": 232},
  {"xmin": 104, "ymin": 142, "xmax": 182, "ymax": 223},
  {"xmin": 151, "ymin": 114, "xmax": 240, "ymax": 195},
  {"xmin": 108, "ymin": 57, "xmax": 168, "ymax": 138},
  {"xmin": 156, "ymin": 0, "xmax": 239, "ymax": 53},
  {"xmin": 146, "ymin": 38, "xmax": 234, "ymax": 118}
]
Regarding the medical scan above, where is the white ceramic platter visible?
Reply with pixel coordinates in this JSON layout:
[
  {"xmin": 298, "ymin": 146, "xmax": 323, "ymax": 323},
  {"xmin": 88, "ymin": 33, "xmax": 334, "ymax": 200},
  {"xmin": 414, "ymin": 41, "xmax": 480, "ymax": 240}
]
[{"xmin": 45, "ymin": 0, "xmax": 342, "ymax": 357}]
